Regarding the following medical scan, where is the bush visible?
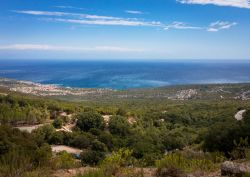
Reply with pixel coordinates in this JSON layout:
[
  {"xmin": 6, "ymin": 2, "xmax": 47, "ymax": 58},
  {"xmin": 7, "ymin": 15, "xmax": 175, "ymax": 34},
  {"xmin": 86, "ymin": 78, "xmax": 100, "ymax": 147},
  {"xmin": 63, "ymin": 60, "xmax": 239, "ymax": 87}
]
[
  {"xmin": 70, "ymin": 134, "xmax": 91, "ymax": 149},
  {"xmin": 0, "ymin": 126, "xmax": 54, "ymax": 176},
  {"xmin": 116, "ymin": 108, "xmax": 127, "ymax": 116},
  {"xmin": 77, "ymin": 149, "xmax": 141, "ymax": 177},
  {"xmin": 34, "ymin": 143, "xmax": 52, "ymax": 166},
  {"xmin": 0, "ymin": 148, "xmax": 33, "ymax": 177},
  {"xmin": 53, "ymin": 151, "xmax": 77, "ymax": 169},
  {"xmin": 109, "ymin": 116, "xmax": 131, "ymax": 136},
  {"xmin": 98, "ymin": 132, "xmax": 114, "ymax": 151},
  {"xmin": 32, "ymin": 124, "xmax": 55, "ymax": 143},
  {"xmin": 76, "ymin": 112, "xmax": 104, "ymax": 132},
  {"xmin": 49, "ymin": 131, "xmax": 64, "ymax": 145},
  {"xmin": 91, "ymin": 140, "xmax": 107, "ymax": 152},
  {"xmin": 101, "ymin": 149, "xmax": 135, "ymax": 176},
  {"xmin": 80, "ymin": 150, "xmax": 105, "ymax": 166},
  {"xmin": 53, "ymin": 118, "xmax": 63, "ymax": 128},
  {"xmin": 156, "ymin": 152, "xmax": 215, "ymax": 174}
]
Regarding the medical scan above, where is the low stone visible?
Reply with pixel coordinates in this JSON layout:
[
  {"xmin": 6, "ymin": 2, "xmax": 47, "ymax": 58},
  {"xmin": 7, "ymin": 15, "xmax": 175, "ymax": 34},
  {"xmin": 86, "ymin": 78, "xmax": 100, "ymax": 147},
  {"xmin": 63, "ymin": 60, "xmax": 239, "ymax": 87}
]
[{"xmin": 221, "ymin": 161, "xmax": 247, "ymax": 177}]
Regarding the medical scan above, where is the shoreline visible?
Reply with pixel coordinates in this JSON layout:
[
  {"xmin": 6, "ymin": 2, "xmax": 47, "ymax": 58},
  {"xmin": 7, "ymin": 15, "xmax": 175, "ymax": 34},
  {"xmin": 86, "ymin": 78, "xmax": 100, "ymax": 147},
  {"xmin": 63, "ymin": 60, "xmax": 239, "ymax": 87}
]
[{"xmin": 1, "ymin": 76, "xmax": 250, "ymax": 91}]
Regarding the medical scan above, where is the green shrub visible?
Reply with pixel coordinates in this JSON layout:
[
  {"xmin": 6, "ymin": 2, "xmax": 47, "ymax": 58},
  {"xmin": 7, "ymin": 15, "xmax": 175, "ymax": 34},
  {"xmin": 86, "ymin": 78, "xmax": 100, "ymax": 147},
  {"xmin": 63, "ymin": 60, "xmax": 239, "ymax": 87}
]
[
  {"xmin": 52, "ymin": 118, "xmax": 63, "ymax": 128},
  {"xmin": 49, "ymin": 131, "xmax": 64, "ymax": 145},
  {"xmin": 101, "ymin": 148, "xmax": 135, "ymax": 176},
  {"xmin": 0, "ymin": 149, "xmax": 33, "ymax": 177},
  {"xmin": 53, "ymin": 151, "xmax": 77, "ymax": 169},
  {"xmin": 109, "ymin": 116, "xmax": 131, "ymax": 137},
  {"xmin": 70, "ymin": 134, "xmax": 91, "ymax": 149},
  {"xmin": 76, "ymin": 112, "xmax": 104, "ymax": 132},
  {"xmin": 80, "ymin": 150, "xmax": 105, "ymax": 166},
  {"xmin": 91, "ymin": 140, "xmax": 107, "ymax": 152},
  {"xmin": 156, "ymin": 152, "xmax": 215, "ymax": 174}
]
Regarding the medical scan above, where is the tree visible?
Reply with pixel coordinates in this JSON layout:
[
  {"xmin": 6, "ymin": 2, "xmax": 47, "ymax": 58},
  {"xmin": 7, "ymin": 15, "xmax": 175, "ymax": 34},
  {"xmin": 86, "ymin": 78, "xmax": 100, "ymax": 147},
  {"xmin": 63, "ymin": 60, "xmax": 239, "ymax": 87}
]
[{"xmin": 76, "ymin": 112, "xmax": 104, "ymax": 132}]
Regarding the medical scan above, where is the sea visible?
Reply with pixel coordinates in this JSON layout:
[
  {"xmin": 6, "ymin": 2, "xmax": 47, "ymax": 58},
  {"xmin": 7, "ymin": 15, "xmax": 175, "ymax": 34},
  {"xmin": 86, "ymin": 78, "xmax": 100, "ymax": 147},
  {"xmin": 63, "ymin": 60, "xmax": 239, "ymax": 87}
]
[{"xmin": 0, "ymin": 60, "xmax": 250, "ymax": 90}]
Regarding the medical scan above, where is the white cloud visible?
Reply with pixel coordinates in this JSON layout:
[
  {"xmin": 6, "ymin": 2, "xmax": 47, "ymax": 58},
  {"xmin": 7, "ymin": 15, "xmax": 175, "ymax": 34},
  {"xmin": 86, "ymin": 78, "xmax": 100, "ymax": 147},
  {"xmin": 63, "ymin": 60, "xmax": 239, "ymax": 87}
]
[
  {"xmin": 14, "ymin": 10, "xmax": 123, "ymax": 20},
  {"xmin": 13, "ymin": 10, "xmax": 237, "ymax": 32},
  {"xmin": 164, "ymin": 22, "xmax": 203, "ymax": 30},
  {"xmin": 207, "ymin": 21, "xmax": 237, "ymax": 32},
  {"xmin": 0, "ymin": 44, "xmax": 144, "ymax": 52},
  {"xmin": 55, "ymin": 6, "xmax": 85, "ymax": 10},
  {"xmin": 125, "ymin": 10, "xmax": 144, "ymax": 14},
  {"xmin": 53, "ymin": 18, "xmax": 162, "ymax": 27},
  {"xmin": 177, "ymin": 0, "xmax": 250, "ymax": 9},
  {"xmin": 15, "ymin": 10, "xmax": 162, "ymax": 27}
]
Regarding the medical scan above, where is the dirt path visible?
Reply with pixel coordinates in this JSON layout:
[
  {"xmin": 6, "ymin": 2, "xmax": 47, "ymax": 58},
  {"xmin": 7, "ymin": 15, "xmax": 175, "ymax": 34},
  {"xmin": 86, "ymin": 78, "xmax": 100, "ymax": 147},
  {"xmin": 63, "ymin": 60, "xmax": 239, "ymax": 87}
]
[
  {"xmin": 51, "ymin": 145, "xmax": 82, "ymax": 155},
  {"xmin": 15, "ymin": 123, "xmax": 46, "ymax": 133}
]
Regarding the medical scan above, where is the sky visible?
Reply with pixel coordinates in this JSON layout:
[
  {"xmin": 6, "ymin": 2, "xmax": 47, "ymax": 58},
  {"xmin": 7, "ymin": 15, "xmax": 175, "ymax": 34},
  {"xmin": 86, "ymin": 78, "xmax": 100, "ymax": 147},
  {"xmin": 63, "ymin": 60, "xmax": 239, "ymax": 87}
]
[{"xmin": 0, "ymin": 0, "xmax": 250, "ymax": 60}]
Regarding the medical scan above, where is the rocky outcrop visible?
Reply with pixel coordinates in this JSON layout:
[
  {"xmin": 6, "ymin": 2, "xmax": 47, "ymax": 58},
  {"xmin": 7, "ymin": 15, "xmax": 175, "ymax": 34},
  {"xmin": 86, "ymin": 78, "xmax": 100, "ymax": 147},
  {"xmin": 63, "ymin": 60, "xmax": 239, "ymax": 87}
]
[{"xmin": 221, "ymin": 161, "xmax": 248, "ymax": 176}]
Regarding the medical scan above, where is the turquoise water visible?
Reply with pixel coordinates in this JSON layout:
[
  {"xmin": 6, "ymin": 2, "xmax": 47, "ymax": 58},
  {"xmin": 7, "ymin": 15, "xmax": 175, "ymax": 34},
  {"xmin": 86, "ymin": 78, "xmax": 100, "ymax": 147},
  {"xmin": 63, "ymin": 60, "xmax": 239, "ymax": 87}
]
[{"xmin": 0, "ymin": 60, "xmax": 250, "ymax": 89}]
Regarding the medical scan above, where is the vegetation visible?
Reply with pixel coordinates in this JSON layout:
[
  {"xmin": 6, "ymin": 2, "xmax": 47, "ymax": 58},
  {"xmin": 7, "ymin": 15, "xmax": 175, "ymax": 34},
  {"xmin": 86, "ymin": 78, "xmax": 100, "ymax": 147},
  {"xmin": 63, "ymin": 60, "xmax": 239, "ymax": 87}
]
[
  {"xmin": 0, "ymin": 84, "xmax": 250, "ymax": 176},
  {"xmin": 155, "ymin": 151, "xmax": 217, "ymax": 176},
  {"xmin": 76, "ymin": 112, "xmax": 104, "ymax": 132}
]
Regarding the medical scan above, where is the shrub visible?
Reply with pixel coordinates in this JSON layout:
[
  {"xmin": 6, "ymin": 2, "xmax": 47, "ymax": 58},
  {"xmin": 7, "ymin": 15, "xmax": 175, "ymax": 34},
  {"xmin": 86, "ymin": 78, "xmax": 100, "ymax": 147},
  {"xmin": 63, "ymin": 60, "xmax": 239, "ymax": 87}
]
[
  {"xmin": 76, "ymin": 112, "xmax": 104, "ymax": 132},
  {"xmin": 0, "ymin": 148, "xmax": 33, "ymax": 177},
  {"xmin": 52, "ymin": 118, "xmax": 63, "ymax": 128},
  {"xmin": 116, "ymin": 108, "xmax": 127, "ymax": 116},
  {"xmin": 80, "ymin": 150, "xmax": 105, "ymax": 166},
  {"xmin": 101, "ymin": 149, "xmax": 135, "ymax": 176},
  {"xmin": 49, "ymin": 131, "xmax": 64, "ymax": 145},
  {"xmin": 109, "ymin": 116, "xmax": 131, "ymax": 136},
  {"xmin": 229, "ymin": 137, "xmax": 249, "ymax": 160},
  {"xmin": 34, "ymin": 143, "xmax": 52, "ymax": 166},
  {"xmin": 70, "ymin": 134, "xmax": 91, "ymax": 149},
  {"xmin": 156, "ymin": 152, "xmax": 215, "ymax": 174},
  {"xmin": 91, "ymin": 140, "xmax": 107, "ymax": 152},
  {"xmin": 53, "ymin": 151, "xmax": 77, "ymax": 169}
]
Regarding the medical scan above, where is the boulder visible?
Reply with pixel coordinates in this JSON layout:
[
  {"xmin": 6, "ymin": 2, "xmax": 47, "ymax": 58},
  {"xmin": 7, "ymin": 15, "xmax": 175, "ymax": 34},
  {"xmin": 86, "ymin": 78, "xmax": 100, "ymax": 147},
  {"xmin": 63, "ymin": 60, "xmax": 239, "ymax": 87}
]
[{"xmin": 221, "ymin": 161, "xmax": 247, "ymax": 176}]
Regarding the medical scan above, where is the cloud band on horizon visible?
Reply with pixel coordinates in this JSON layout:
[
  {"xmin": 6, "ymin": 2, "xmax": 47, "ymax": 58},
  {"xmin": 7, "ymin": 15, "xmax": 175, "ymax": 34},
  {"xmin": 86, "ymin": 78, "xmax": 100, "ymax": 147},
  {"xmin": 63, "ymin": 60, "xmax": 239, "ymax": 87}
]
[{"xmin": 0, "ymin": 44, "xmax": 144, "ymax": 52}]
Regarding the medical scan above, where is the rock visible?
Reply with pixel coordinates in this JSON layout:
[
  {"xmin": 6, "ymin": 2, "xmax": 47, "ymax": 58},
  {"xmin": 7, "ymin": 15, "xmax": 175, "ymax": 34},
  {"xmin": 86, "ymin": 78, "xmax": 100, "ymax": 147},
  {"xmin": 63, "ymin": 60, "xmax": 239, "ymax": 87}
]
[{"xmin": 221, "ymin": 161, "xmax": 248, "ymax": 176}]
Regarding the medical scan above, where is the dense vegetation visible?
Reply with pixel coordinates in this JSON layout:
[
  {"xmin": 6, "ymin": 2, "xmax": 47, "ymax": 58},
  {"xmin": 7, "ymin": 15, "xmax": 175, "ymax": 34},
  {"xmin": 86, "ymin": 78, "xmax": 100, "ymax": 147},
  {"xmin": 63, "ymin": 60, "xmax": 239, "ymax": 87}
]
[{"xmin": 0, "ymin": 88, "xmax": 250, "ymax": 176}]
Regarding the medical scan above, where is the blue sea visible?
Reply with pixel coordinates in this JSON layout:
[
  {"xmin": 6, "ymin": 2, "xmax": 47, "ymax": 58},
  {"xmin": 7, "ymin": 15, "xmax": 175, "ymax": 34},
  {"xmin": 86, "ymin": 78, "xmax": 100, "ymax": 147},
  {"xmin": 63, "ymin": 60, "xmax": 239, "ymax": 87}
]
[{"xmin": 0, "ymin": 60, "xmax": 250, "ymax": 89}]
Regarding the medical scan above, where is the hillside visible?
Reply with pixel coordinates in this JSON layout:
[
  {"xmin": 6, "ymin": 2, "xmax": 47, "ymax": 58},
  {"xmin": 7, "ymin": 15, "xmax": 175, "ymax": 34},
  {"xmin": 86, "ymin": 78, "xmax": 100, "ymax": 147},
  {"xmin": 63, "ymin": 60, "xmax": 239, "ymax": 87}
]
[{"xmin": 0, "ymin": 78, "xmax": 250, "ymax": 177}]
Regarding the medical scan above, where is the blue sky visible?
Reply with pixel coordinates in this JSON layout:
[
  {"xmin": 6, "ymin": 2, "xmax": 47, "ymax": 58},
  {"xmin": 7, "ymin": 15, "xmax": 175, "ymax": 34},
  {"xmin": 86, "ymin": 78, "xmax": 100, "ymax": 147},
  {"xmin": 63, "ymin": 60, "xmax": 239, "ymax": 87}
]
[{"xmin": 0, "ymin": 0, "xmax": 250, "ymax": 60}]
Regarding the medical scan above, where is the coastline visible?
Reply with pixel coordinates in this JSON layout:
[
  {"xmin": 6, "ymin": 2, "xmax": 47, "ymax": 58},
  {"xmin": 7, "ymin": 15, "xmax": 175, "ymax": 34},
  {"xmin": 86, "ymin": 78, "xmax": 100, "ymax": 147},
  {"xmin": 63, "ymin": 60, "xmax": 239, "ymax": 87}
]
[{"xmin": 1, "ymin": 77, "xmax": 250, "ymax": 101}]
